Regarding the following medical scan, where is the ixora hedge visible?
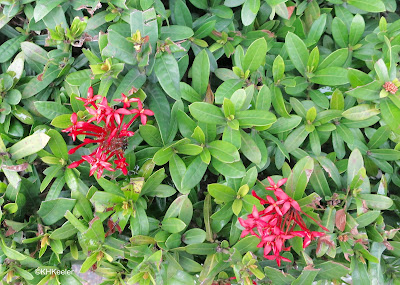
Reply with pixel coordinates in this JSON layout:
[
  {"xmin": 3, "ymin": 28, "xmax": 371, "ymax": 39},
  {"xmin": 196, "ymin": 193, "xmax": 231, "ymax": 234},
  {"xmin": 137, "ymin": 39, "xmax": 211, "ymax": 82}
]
[{"xmin": 1, "ymin": 0, "xmax": 400, "ymax": 284}]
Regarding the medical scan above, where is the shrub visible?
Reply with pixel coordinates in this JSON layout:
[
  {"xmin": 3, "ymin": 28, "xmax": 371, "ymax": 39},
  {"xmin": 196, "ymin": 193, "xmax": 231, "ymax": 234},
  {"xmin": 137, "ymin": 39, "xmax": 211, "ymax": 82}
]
[{"xmin": 0, "ymin": 0, "xmax": 400, "ymax": 284}]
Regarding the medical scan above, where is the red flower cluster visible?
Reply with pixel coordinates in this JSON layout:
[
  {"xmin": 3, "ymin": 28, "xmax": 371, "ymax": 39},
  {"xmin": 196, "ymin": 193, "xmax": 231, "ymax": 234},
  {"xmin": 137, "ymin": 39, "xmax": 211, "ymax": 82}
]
[
  {"xmin": 63, "ymin": 87, "xmax": 154, "ymax": 178},
  {"xmin": 383, "ymin": 81, "xmax": 398, "ymax": 94},
  {"xmin": 238, "ymin": 177, "xmax": 328, "ymax": 266}
]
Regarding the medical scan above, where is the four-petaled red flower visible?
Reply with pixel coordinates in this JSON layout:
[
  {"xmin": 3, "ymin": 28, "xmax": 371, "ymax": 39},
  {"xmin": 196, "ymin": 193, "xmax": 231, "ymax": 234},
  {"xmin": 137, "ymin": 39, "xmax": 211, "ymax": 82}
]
[
  {"xmin": 62, "ymin": 87, "xmax": 154, "ymax": 178},
  {"xmin": 239, "ymin": 177, "xmax": 328, "ymax": 267}
]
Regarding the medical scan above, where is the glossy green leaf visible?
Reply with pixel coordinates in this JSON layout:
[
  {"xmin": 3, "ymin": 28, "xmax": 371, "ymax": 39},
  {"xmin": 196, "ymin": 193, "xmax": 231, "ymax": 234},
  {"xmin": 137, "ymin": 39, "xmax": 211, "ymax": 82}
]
[
  {"xmin": 243, "ymin": 38, "xmax": 267, "ymax": 72},
  {"xmin": 9, "ymin": 133, "xmax": 50, "ymax": 160},
  {"xmin": 285, "ymin": 32, "xmax": 309, "ymax": 76},
  {"xmin": 162, "ymin": 218, "xmax": 186, "ymax": 233},
  {"xmin": 310, "ymin": 67, "xmax": 349, "ymax": 86},
  {"xmin": 155, "ymin": 53, "xmax": 181, "ymax": 100},
  {"xmin": 208, "ymin": 140, "xmax": 240, "ymax": 163},
  {"xmin": 208, "ymin": 184, "xmax": 236, "ymax": 203},
  {"xmin": 192, "ymin": 50, "xmax": 210, "ymax": 96},
  {"xmin": 347, "ymin": 0, "xmax": 385, "ymax": 12},
  {"xmin": 37, "ymin": 198, "xmax": 76, "ymax": 225}
]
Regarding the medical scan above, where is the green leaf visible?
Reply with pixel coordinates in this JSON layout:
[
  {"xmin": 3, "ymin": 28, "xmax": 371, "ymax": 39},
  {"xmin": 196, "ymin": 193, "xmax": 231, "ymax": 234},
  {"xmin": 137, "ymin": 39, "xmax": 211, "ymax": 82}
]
[
  {"xmin": 160, "ymin": 25, "xmax": 194, "ymax": 41},
  {"xmin": 355, "ymin": 211, "xmax": 380, "ymax": 227},
  {"xmin": 232, "ymin": 235, "xmax": 259, "ymax": 254},
  {"xmin": 155, "ymin": 53, "xmax": 181, "ymax": 100},
  {"xmin": 208, "ymin": 140, "xmax": 240, "ymax": 163},
  {"xmin": 181, "ymin": 156, "xmax": 208, "ymax": 190},
  {"xmin": 307, "ymin": 14, "xmax": 327, "ymax": 45},
  {"xmin": 349, "ymin": 14, "xmax": 365, "ymax": 46},
  {"xmin": 175, "ymin": 144, "xmax": 203, "ymax": 156},
  {"xmin": 367, "ymin": 126, "xmax": 391, "ymax": 149},
  {"xmin": 347, "ymin": 0, "xmax": 385, "ymax": 12},
  {"xmin": 46, "ymin": 129, "xmax": 68, "ymax": 160},
  {"xmin": 285, "ymin": 32, "xmax": 309, "ymax": 76},
  {"xmin": 374, "ymin": 59, "xmax": 389, "ymax": 82},
  {"xmin": 315, "ymin": 261, "xmax": 350, "ymax": 280},
  {"xmin": 65, "ymin": 70, "xmax": 92, "ymax": 86},
  {"xmin": 169, "ymin": 154, "xmax": 186, "ymax": 193},
  {"xmin": 284, "ymin": 125, "xmax": 308, "ymax": 152},
  {"xmin": 271, "ymin": 85, "xmax": 290, "ymax": 118},
  {"xmin": 102, "ymin": 30, "xmax": 135, "ymax": 65},
  {"xmin": 307, "ymin": 47, "xmax": 319, "ymax": 73},
  {"xmin": 214, "ymin": 79, "xmax": 244, "ymax": 104},
  {"xmin": 310, "ymin": 162, "xmax": 331, "ymax": 198},
  {"xmin": 192, "ymin": 50, "xmax": 210, "ymax": 96},
  {"xmin": 80, "ymin": 252, "xmax": 98, "ymax": 273},
  {"xmin": 22, "ymin": 66, "xmax": 59, "ymax": 98},
  {"xmin": 34, "ymin": 101, "xmax": 72, "ymax": 120},
  {"xmin": 194, "ymin": 20, "xmax": 216, "ymax": 39},
  {"xmin": 33, "ymin": 0, "xmax": 64, "ymax": 21},
  {"xmin": 347, "ymin": 148, "xmax": 366, "ymax": 186},
  {"xmin": 189, "ymin": 102, "xmax": 226, "ymax": 124},
  {"xmin": 37, "ymin": 198, "xmax": 76, "ymax": 225},
  {"xmin": 208, "ymin": 184, "xmax": 236, "ymax": 203},
  {"xmin": 348, "ymin": 68, "xmax": 374, "ymax": 87},
  {"xmin": 20, "ymin": 41, "xmax": 48, "ymax": 65},
  {"xmin": 369, "ymin": 149, "xmax": 400, "ymax": 161},
  {"xmin": 264, "ymin": 266, "xmax": 295, "ymax": 284},
  {"xmin": 11, "ymin": 105, "xmax": 34, "ymax": 125},
  {"xmin": 51, "ymin": 114, "xmax": 73, "ymax": 129},
  {"xmin": 147, "ymin": 84, "xmax": 173, "ymax": 144},
  {"xmin": 211, "ymin": 159, "xmax": 246, "ymax": 178},
  {"xmin": 359, "ymin": 194, "xmax": 393, "ymax": 210},
  {"xmin": 241, "ymin": 0, "xmax": 260, "ymax": 26},
  {"xmin": 182, "ymin": 229, "xmax": 206, "ymax": 245},
  {"xmin": 310, "ymin": 67, "xmax": 349, "ymax": 85},
  {"xmin": 268, "ymin": 116, "xmax": 302, "ymax": 134},
  {"xmin": 64, "ymin": 211, "xmax": 88, "ymax": 232},
  {"xmin": 332, "ymin": 17, "xmax": 349, "ymax": 48},
  {"xmin": 162, "ymin": 218, "xmax": 186, "ymax": 233},
  {"xmin": 153, "ymin": 147, "xmax": 173, "ymax": 165},
  {"xmin": 286, "ymin": 156, "xmax": 314, "ymax": 199},
  {"xmin": 49, "ymin": 221, "xmax": 78, "ymax": 240},
  {"xmin": 345, "ymin": 80, "xmax": 381, "ymax": 100},
  {"xmin": 9, "ymin": 133, "xmax": 50, "ymax": 160},
  {"xmin": 180, "ymin": 82, "xmax": 202, "ymax": 103},
  {"xmin": 273, "ymin": 55, "xmax": 285, "ymax": 83},
  {"xmin": 112, "ymin": 69, "xmax": 146, "ymax": 102},
  {"xmin": 316, "ymin": 156, "xmax": 342, "ymax": 189},
  {"xmin": 0, "ymin": 240, "xmax": 26, "ymax": 261},
  {"xmin": 40, "ymin": 165, "xmax": 62, "ymax": 193},
  {"xmin": 236, "ymin": 110, "xmax": 276, "ymax": 127},
  {"xmin": 185, "ymin": 243, "xmax": 218, "ymax": 255},
  {"xmin": 139, "ymin": 125, "xmax": 163, "ymax": 147},
  {"xmin": 223, "ymin": 98, "xmax": 235, "ymax": 118},
  {"xmin": 240, "ymin": 130, "xmax": 261, "ymax": 164},
  {"xmin": 0, "ymin": 35, "xmax": 27, "ymax": 63},
  {"xmin": 174, "ymin": 0, "xmax": 192, "ymax": 27},
  {"xmin": 292, "ymin": 269, "xmax": 320, "ymax": 285},
  {"xmin": 243, "ymin": 38, "xmax": 268, "ymax": 72},
  {"xmin": 317, "ymin": 48, "xmax": 349, "ymax": 70},
  {"xmin": 232, "ymin": 199, "xmax": 242, "ymax": 216},
  {"xmin": 342, "ymin": 104, "xmax": 380, "ymax": 121},
  {"xmin": 380, "ymin": 99, "xmax": 400, "ymax": 135},
  {"xmin": 141, "ymin": 168, "xmax": 166, "ymax": 196}
]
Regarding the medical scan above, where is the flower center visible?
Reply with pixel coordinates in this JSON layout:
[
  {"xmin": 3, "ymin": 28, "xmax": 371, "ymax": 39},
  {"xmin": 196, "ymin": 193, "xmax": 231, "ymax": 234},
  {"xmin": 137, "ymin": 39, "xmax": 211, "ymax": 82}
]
[{"xmin": 100, "ymin": 133, "xmax": 128, "ymax": 154}]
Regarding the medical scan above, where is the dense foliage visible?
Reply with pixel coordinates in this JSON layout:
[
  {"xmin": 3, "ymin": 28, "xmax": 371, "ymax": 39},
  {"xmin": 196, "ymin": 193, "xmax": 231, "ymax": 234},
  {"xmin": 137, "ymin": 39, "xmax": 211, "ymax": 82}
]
[{"xmin": 1, "ymin": 0, "xmax": 400, "ymax": 284}]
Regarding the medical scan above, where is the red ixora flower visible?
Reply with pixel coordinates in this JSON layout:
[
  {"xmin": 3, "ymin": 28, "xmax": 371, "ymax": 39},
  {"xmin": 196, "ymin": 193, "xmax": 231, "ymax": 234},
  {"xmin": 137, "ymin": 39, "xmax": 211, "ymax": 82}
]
[
  {"xmin": 62, "ymin": 87, "xmax": 154, "ymax": 178},
  {"xmin": 239, "ymin": 177, "xmax": 328, "ymax": 267}
]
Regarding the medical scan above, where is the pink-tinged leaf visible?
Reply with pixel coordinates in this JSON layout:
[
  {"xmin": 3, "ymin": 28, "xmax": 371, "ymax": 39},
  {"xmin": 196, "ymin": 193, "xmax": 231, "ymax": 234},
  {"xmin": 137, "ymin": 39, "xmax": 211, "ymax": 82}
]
[{"xmin": 335, "ymin": 209, "xmax": 346, "ymax": 232}]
